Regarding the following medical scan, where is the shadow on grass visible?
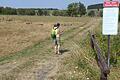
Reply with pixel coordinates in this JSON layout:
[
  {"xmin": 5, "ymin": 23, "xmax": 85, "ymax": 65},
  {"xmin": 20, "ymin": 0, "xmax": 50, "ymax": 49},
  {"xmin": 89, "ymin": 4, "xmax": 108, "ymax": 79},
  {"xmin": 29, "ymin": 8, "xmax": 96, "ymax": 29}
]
[{"xmin": 60, "ymin": 49, "xmax": 69, "ymax": 54}]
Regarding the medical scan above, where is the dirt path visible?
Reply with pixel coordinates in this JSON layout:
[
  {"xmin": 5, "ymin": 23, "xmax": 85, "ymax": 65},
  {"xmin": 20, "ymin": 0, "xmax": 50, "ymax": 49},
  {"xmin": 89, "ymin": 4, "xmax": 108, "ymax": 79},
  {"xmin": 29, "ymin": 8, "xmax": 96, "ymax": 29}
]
[{"xmin": 0, "ymin": 18, "xmax": 101, "ymax": 80}]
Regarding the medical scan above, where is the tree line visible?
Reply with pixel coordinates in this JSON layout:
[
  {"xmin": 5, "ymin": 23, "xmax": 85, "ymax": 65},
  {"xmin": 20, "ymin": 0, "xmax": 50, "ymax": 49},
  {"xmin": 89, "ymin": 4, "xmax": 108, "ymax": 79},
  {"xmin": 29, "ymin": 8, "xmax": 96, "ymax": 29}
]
[
  {"xmin": 0, "ymin": 7, "xmax": 58, "ymax": 16},
  {"xmin": 0, "ymin": 2, "xmax": 87, "ymax": 17}
]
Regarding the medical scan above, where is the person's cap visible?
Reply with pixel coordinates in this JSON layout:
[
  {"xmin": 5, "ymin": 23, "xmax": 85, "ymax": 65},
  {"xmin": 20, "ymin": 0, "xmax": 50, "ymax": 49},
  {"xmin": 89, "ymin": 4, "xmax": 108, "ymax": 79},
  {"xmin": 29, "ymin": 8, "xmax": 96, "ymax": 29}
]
[{"xmin": 56, "ymin": 23, "xmax": 60, "ymax": 27}]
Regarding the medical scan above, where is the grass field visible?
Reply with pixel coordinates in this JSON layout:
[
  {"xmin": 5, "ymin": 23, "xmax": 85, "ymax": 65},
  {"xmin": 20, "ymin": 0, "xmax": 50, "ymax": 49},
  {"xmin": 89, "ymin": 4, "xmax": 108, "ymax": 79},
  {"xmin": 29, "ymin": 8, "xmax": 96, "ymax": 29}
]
[
  {"xmin": 0, "ymin": 15, "xmax": 119, "ymax": 80},
  {"xmin": 0, "ymin": 15, "xmax": 91, "ymax": 57}
]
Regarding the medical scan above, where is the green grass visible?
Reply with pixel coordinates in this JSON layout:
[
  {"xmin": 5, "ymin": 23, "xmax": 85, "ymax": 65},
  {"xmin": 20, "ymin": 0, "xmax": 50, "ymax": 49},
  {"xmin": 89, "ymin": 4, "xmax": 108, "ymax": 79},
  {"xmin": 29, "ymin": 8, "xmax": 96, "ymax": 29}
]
[
  {"xmin": 0, "ymin": 37, "xmax": 51, "ymax": 64},
  {"xmin": 84, "ymin": 23, "xmax": 120, "ymax": 79},
  {"xmin": 55, "ymin": 21, "xmax": 120, "ymax": 80},
  {"xmin": 54, "ymin": 24, "xmax": 100, "ymax": 80}
]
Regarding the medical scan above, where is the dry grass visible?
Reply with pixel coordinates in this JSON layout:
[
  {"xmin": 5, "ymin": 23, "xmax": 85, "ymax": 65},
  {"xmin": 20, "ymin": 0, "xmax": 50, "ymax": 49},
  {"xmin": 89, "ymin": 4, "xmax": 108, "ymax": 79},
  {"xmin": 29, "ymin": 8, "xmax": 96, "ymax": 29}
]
[
  {"xmin": 0, "ymin": 15, "xmax": 90, "ymax": 56},
  {"xmin": 0, "ymin": 15, "xmax": 119, "ymax": 80},
  {"xmin": 0, "ymin": 19, "xmax": 50, "ymax": 56},
  {"xmin": 0, "ymin": 15, "xmax": 94, "ymax": 80}
]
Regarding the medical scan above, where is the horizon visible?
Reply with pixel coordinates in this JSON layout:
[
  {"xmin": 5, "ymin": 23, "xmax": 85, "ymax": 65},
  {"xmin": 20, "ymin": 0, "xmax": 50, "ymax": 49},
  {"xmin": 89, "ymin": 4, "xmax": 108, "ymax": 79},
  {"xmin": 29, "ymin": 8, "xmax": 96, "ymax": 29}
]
[{"xmin": 0, "ymin": 0, "xmax": 104, "ymax": 9}]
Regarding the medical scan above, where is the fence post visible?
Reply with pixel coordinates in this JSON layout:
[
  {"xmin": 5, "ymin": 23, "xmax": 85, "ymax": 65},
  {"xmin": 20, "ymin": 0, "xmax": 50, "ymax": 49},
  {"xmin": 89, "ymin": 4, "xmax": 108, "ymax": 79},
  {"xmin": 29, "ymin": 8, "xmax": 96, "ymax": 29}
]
[
  {"xmin": 100, "ymin": 71, "xmax": 108, "ymax": 80},
  {"xmin": 90, "ymin": 34, "xmax": 95, "ymax": 50},
  {"xmin": 90, "ymin": 33, "xmax": 110, "ymax": 80}
]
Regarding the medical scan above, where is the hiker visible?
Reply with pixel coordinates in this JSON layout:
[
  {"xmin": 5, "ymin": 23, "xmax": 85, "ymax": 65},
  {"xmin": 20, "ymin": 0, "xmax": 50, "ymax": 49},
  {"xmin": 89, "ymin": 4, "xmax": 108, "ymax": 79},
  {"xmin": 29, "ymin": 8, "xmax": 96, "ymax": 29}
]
[{"xmin": 51, "ymin": 23, "xmax": 61, "ymax": 54}]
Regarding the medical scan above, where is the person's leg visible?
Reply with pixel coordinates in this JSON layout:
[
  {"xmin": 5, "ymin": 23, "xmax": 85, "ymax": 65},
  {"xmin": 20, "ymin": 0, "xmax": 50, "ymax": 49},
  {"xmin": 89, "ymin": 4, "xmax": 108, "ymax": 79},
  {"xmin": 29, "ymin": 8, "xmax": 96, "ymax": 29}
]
[
  {"xmin": 57, "ymin": 44, "xmax": 60, "ymax": 54},
  {"xmin": 55, "ymin": 45, "xmax": 57, "ymax": 54},
  {"xmin": 56, "ymin": 37, "xmax": 61, "ymax": 54},
  {"xmin": 54, "ymin": 39, "xmax": 58, "ymax": 54}
]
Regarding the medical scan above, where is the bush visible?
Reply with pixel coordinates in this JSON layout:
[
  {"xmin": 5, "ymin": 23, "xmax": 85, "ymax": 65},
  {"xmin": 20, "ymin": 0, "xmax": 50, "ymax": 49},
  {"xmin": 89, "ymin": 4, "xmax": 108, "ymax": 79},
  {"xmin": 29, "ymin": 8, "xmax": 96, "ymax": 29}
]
[
  {"xmin": 88, "ymin": 10, "xmax": 95, "ymax": 17},
  {"xmin": 100, "ymin": 11, "xmax": 103, "ymax": 17},
  {"xmin": 119, "ymin": 13, "xmax": 120, "ymax": 21}
]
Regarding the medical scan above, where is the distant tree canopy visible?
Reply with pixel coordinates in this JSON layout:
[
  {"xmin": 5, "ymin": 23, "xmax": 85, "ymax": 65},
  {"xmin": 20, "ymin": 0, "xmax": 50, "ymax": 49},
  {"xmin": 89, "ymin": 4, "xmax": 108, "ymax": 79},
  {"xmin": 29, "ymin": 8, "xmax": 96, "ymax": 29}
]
[
  {"xmin": 16, "ymin": 8, "xmax": 51, "ymax": 16},
  {"xmin": 0, "ymin": 7, "xmax": 17, "ymax": 15},
  {"xmin": 67, "ymin": 2, "xmax": 86, "ymax": 17},
  {"xmin": 0, "ymin": 2, "xmax": 87, "ymax": 17},
  {"xmin": 43, "ymin": 10, "xmax": 50, "ymax": 16},
  {"xmin": 17, "ymin": 9, "xmax": 35, "ymax": 15},
  {"xmin": 38, "ymin": 9, "xmax": 43, "ymax": 16},
  {"xmin": 88, "ymin": 10, "xmax": 95, "ymax": 17},
  {"xmin": 0, "ymin": 7, "xmax": 3, "ymax": 13},
  {"xmin": 52, "ymin": 10, "xmax": 67, "ymax": 16},
  {"xmin": 0, "ymin": 7, "xmax": 55, "ymax": 16}
]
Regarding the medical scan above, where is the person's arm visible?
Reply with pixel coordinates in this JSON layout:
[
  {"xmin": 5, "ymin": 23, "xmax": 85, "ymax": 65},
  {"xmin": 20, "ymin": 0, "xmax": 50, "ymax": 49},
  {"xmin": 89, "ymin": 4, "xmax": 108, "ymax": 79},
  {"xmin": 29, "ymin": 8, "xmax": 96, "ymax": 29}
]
[{"xmin": 59, "ymin": 30, "xmax": 64, "ymax": 36}]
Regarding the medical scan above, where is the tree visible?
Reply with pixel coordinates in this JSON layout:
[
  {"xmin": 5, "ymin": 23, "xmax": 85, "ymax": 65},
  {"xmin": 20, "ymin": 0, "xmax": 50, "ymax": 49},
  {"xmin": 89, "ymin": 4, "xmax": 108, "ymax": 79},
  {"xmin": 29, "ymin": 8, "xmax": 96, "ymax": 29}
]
[
  {"xmin": 67, "ymin": 3, "xmax": 78, "ymax": 16},
  {"xmin": 17, "ymin": 9, "xmax": 26, "ymax": 15},
  {"xmin": 52, "ymin": 10, "xmax": 67, "ymax": 16},
  {"xmin": 88, "ymin": 10, "xmax": 95, "ymax": 17},
  {"xmin": 52, "ymin": 10, "xmax": 60, "ymax": 16},
  {"xmin": 25, "ymin": 9, "xmax": 35, "ymax": 15},
  {"xmin": 1, "ymin": 7, "xmax": 17, "ymax": 15},
  {"xmin": 78, "ymin": 2, "xmax": 86, "ymax": 16},
  {"xmin": 43, "ymin": 10, "xmax": 50, "ymax": 16},
  {"xmin": 0, "ymin": 7, "xmax": 3, "ymax": 14},
  {"xmin": 100, "ymin": 10, "xmax": 103, "ymax": 17},
  {"xmin": 67, "ymin": 2, "xmax": 86, "ymax": 17},
  {"xmin": 38, "ymin": 9, "xmax": 43, "ymax": 16},
  {"xmin": 59, "ymin": 10, "xmax": 68, "ymax": 16}
]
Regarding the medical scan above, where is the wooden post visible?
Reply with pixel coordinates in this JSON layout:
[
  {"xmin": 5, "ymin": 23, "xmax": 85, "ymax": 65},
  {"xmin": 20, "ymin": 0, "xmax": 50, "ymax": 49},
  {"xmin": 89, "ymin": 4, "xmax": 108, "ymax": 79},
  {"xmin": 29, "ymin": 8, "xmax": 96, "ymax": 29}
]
[
  {"xmin": 107, "ymin": 35, "xmax": 110, "ymax": 67},
  {"xmin": 90, "ymin": 33, "xmax": 110, "ymax": 80},
  {"xmin": 100, "ymin": 71, "xmax": 108, "ymax": 80}
]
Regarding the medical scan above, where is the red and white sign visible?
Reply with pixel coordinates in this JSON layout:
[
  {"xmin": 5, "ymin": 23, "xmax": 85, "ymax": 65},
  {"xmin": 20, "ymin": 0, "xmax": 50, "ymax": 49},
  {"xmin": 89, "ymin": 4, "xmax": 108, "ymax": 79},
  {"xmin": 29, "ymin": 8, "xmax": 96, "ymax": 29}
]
[
  {"xmin": 103, "ymin": 0, "xmax": 119, "ymax": 35},
  {"xmin": 104, "ymin": 1, "xmax": 119, "ymax": 7}
]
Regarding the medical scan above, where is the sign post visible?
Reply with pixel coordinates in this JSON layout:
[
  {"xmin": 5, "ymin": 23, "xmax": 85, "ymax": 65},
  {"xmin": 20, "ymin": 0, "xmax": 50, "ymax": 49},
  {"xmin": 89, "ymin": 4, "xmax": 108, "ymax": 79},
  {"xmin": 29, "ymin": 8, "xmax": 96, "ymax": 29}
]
[
  {"xmin": 103, "ymin": 0, "xmax": 119, "ymax": 67},
  {"xmin": 102, "ymin": 0, "xmax": 119, "ymax": 67},
  {"xmin": 107, "ymin": 35, "xmax": 110, "ymax": 67}
]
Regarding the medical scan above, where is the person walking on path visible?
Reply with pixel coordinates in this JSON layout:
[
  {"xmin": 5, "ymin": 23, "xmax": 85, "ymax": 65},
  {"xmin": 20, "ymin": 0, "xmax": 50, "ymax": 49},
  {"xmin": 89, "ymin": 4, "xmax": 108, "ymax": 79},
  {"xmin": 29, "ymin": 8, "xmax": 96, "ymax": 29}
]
[{"xmin": 51, "ymin": 23, "xmax": 61, "ymax": 55}]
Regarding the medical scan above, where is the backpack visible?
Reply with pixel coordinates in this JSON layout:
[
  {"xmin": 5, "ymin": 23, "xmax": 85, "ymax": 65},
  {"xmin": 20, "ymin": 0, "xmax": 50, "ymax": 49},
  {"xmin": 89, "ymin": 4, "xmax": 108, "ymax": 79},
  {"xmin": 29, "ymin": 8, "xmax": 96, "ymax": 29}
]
[{"xmin": 51, "ymin": 28, "xmax": 57, "ymax": 39}]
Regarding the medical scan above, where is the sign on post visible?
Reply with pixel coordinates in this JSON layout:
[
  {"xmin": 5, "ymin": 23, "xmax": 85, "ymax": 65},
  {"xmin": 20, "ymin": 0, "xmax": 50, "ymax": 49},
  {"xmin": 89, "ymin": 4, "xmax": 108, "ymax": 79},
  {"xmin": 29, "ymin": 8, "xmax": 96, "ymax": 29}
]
[{"xmin": 102, "ymin": 1, "xmax": 119, "ymax": 35}]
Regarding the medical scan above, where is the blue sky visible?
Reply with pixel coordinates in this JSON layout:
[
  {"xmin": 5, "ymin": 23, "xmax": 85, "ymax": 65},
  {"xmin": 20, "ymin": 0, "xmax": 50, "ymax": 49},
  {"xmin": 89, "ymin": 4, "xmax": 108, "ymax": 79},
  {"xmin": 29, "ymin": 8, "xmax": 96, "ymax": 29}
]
[{"xmin": 0, "ymin": 0, "xmax": 103, "ymax": 9}]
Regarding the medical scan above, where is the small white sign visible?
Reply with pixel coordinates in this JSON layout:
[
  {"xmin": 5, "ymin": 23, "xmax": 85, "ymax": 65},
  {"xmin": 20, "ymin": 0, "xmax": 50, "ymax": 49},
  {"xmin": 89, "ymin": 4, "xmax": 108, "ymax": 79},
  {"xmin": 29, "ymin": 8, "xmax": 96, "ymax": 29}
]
[{"xmin": 102, "ymin": 7, "xmax": 119, "ymax": 35}]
